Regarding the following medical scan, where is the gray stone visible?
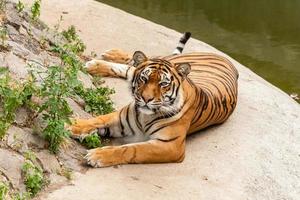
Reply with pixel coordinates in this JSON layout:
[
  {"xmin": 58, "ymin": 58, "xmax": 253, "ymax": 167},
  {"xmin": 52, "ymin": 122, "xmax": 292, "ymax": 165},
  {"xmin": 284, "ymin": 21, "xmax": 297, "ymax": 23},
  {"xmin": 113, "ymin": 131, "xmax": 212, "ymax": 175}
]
[
  {"xmin": 77, "ymin": 71, "xmax": 95, "ymax": 89},
  {"xmin": 48, "ymin": 173, "xmax": 68, "ymax": 187},
  {"xmin": 7, "ymin": 126, "xmax": 45, "ymax": 152},
  {"xmin": 66, "ymin": 98, "xmax": 92, "ymax": 119},
  {"xmin": 15, "ymin": 107, "xmax": 29, "ymax": 126},
  {"xmin": 43, "ymin": 30, "xmax": 66, "ymax": 47},
  {"xmin": 36, "ymin": 150, "xmax": 61, "ymax": 173},
  {"xmin": 19, "ymin": 24, "xmax": 29, "ymax": 36},
  {"xmin": 57, "ymin": 142, "xmax": 87, "ymax": 173},
  {"xmin": 0, "ymin": 149, "xmax": 25, "ymax": 191},
  {"xmin": 0, "ymin": 53, "xmax": 5, "ymax": 66},
  {"xmin": 8, "ymin": 40, "xmax": 32, "ymax": 59},
  {"xmin": 35, "ymin": 50, "xmax": 61, "ymax": 66},
  {"xmin": 5, "ymin": 3, "xmax": 22, "ymax": 30},
  {"xmin": 6, "ymin": 24, "xmax": 19, "ymax": 36},
  {"xmin": 4, "ymin": 52, "xmax": 28, "ymax": 79},
  {"xmin": 23, "ymin": 37, "xmax": 41, "ymax": 55}
]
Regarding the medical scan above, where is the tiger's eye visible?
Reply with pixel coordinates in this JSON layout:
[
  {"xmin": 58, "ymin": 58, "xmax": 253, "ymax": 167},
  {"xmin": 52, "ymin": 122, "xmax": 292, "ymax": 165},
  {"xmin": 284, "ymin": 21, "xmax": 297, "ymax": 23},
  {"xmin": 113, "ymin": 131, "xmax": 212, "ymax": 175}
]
[
  {"xmin": 160, "ymin": 82, "xmax": 170, "ymax": 87},
  {"xmin": 140, "ymin": 76, "xmax": 147, "ymax": 82}
]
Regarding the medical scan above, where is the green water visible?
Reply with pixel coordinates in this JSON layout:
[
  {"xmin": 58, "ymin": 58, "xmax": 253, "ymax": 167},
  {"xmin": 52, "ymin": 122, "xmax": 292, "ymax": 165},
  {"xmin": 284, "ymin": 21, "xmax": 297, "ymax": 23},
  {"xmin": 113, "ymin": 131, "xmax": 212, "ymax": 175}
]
[{"xmin": 97, "ymin": 0, "xmax": 300, "ymax": 100}]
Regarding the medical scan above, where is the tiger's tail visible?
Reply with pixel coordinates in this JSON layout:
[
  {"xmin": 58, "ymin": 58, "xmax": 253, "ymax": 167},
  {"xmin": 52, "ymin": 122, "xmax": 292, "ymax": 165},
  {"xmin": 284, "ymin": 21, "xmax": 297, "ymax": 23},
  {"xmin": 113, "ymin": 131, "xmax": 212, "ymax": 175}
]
[{"xmin": 172, "ymin": 32, "xmax": 191, "ymax": 55}]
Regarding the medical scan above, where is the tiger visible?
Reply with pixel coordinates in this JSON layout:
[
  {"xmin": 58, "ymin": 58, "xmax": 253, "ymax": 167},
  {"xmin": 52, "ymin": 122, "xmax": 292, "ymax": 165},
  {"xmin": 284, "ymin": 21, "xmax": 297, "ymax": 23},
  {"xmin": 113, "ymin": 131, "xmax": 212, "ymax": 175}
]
[{"xmin": 69, "ymin": 32, "xmax": 239, "ymax": 168}]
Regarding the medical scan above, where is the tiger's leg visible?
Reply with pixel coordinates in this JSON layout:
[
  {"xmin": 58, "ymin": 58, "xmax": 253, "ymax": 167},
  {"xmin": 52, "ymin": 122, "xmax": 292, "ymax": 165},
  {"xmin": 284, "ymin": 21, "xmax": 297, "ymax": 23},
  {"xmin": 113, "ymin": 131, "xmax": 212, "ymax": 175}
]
[
  {"xmin": 85, "ymin": 127, "xmax": 187, "ymax": 167},
  {"xmin": 69, "ymin": 111, "xmax": 121, "ymax": 140},
  {"xmin": 85, "ymin": 59, "xmax": 135, "ymax": 80},
  {"xmin": 69, "ymin": 104, "xmax": 136, "ymax": 140}
]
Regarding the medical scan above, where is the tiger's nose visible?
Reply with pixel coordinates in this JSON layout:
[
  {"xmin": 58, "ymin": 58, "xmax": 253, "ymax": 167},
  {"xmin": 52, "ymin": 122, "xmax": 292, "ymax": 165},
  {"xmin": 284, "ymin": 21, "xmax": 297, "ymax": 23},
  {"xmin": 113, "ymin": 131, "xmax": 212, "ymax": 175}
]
[{"xmin": 143, "ymin": 96, "xmax": 154, "ymax": 103}]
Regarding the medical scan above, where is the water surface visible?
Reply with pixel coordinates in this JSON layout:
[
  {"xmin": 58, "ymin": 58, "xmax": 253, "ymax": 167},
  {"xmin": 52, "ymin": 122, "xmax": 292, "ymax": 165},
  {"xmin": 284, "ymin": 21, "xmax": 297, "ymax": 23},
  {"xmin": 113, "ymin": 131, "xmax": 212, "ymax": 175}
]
[{"xmin": 97, "ymin": 0, "xmax": 300, "ymax": 101}]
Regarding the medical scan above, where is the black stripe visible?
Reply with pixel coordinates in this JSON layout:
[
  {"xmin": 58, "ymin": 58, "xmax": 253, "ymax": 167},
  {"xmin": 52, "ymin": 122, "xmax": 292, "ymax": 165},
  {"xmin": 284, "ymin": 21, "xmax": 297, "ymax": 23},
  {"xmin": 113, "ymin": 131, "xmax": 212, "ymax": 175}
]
[
  {"xmin": 119, "ymin": 109, "xmax": 125, "ymax": 136},
  {"xmin": 126, "ymin": 106, "xmax": 135, "ymax": 135},
  {"xmin": 156, "ymin": 136, "xmax": 180, "ymax": 143},
  {"xmin": 176, "ymin": 47, "xmax": 183, "ymax": 52},
  {"xmin": 180, "ymin": 32, "xmax": 191, "ymax": 44}
]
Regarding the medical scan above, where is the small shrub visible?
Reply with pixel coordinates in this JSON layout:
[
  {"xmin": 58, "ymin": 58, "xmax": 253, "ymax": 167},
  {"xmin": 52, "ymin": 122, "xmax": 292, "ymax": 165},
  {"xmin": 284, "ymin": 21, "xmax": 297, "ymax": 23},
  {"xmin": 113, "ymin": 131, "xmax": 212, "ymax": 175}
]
[
  {"xmin": 92, "ymin": 76, "xmax": 104, "ymax": 87},
  {"xmin": 0, "ymin": 70, "xmax": 35, "ymax": 139},
  {"xmin": 0, "ymin": 0, "xmax": 6, "ymax": 12},
  {"xmin": 12, "ymin": 192, "xmax": 30, "ymax": 200},
  {"xmin": 76, "ymin": 86, "xmax": 114, "ymax": 116},
  {"xmin": 0, "ymin": 27, "xmax": 8, "ymax": 46},
  {"xmin": 60, "ymin": 168, "xmax": 73, "ymax": 181},
  {"xmin": 61, "ymin": 25, "xmax": 86, "ymax": 54},
  {"xmin": 82, "ymin": 132, "xmax": 102, "ymax": 149},
  {"xmin": 30, "ymin": 0, "xmax": 41, "ymax": 21},
  {"xmin": 22, "ymin": 151, "xmax": 44, "ymax": 197},
  {"xmin": 0, "ymin": 23, "xmax": 114, "ymax": 153},
  {"xmin": 0, "ymin": 182, "xmax": 8, "ymax": 200},
  {"xmin": 16, "ymin": 0, "xmax": 25, "ymax": 13},
  {"xmin": 37, "ymin": 66, "xmax": 73, "ymax": 153}
]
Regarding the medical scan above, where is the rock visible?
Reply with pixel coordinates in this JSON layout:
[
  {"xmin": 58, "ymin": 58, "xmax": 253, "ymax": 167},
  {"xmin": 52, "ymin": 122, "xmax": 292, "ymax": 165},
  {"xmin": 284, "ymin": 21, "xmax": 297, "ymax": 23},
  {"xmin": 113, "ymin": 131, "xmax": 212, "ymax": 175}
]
[
  {"xmin": 23, "ymin": 37, "xmax": 41, "ymax": 55},
  {"xmin": 15, "ymin": 107, "xmax": 30, "ymax": 126},
  {"xmin": 6, "ymin": 24, "xmax": 19, "ymax": 36},
  {"xmin": 5, "ymin": 3, "xmax": 22, "ymax": 30},
  {"xmin": 4, "ymin": 52, "xmax": 28, "ymax": 79},
  {"xmin": 43, "ymin": 30, "xmax": 66, "ymax": 47},
  {"xmin": 8, "ymin": 40, "xmax": 32, "ymax": 59},
  {"xmin": 48, "ymin": 173, "xmax": 68, "ymax": 187},
  {"xmin": 57, "ymin": 142, "xmax": 87, "ymax": 173},
  {"xmin": 66, "ymin": 98, "xmax": 92, "ymax": 119},
  {"xmin": 0, "ymin": 53, "xmax": 5, "ymax": 65},
  {"xmin": 7, "ymin": 126, "xmax": 45, "ymax": 152},
  {"xmin": 35, "ymin": 51, "xmax": 61, "ymax": 66},
  {"xmin": 77, "ymin": 71, "xmax": 95, "ymax": 89},
  {"xmin": 36, "ymin": 150, "xmax": 61, "ymax": 173},
  {"xmin": 0, "ymin": 149, "xmax": 25, "ymax": 191}
]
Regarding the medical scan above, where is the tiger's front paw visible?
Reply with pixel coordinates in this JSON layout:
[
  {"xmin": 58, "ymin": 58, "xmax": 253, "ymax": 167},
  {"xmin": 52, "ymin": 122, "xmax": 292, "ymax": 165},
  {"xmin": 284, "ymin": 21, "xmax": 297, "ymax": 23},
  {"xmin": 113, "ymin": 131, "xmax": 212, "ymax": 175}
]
[
  {"xmin": 68, "ymin": 119, "xmax": 99, "ymax": 141},
  {"xmin": 85, "ymin": 146, "xmax": 123, "ymax": 168},
  {"xmin": 101, "ymin": 49, "xmax": 131, "ymax": 64}
]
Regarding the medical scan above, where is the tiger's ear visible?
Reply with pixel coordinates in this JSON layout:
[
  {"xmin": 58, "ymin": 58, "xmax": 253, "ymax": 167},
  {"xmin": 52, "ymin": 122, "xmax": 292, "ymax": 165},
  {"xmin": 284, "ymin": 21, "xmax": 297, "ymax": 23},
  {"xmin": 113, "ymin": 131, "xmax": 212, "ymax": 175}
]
[
  {"xmin": 133, "ymin": 51, "xmax": 148, "ymax": 67},
  {"xmin": 175, "ymin": 63, "xmax": 191, "ymax": 78}
]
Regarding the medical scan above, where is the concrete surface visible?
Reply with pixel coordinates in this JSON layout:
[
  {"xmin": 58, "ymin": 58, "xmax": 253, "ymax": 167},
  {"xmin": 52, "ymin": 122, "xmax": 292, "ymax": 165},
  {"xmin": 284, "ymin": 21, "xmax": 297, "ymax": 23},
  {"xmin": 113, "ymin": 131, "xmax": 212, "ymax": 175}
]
[{"xmin": 20, "ymin": 0, "xmax": 300, "ymax": 199}]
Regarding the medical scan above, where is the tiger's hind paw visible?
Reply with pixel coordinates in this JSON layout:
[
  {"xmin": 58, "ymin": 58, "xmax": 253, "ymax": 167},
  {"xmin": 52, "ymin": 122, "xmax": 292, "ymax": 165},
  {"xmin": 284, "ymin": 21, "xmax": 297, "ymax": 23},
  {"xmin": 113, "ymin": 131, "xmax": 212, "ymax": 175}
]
[
  {"xmin": 84, "ymin": 59, "xmax": 112, "ymax": 76},
  {"xmin": 101, "ymin": 49, "xmax": 131, "ymax": 64}
]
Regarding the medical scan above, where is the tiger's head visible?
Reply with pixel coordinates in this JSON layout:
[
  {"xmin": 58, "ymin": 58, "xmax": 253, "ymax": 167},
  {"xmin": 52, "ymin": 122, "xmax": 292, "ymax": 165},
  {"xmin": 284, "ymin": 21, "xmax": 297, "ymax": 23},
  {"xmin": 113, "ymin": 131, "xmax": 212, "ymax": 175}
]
[{"xmin": 131, "ymin": 51, "xmax": 191, "ymax": 115}]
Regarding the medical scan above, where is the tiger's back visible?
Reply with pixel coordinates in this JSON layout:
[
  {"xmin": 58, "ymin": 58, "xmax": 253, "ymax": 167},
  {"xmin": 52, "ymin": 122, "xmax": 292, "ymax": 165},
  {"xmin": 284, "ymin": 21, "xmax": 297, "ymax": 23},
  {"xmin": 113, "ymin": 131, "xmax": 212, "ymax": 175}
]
[{"xmin": 166, "ymin": 52, "xmax": 239, "ymax": 134}]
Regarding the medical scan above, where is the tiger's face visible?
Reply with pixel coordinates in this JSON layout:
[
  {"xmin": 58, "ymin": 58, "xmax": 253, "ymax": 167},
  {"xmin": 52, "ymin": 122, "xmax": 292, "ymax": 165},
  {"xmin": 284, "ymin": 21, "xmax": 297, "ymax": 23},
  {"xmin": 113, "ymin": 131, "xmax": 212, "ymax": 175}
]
[{"xmin": 131, "ymin": 51, "xmax": 191, "ymax": 115}]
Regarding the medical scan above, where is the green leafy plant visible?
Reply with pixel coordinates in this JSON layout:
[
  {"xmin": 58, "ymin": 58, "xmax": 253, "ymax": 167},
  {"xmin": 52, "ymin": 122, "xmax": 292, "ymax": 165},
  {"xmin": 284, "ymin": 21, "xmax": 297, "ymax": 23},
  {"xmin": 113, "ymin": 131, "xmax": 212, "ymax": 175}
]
[
  {"xmin": 0, "ymin": 27, "xmax": 8, "ymax": 46},
  {"xmin": 30, "ymin": 0, "xmax": 41, "ymax": 21},
  {"xmin": 0, "ymin": 181, "xmax": 8, "ymax": 200},
  {"xmin": 82, "ymin": 132, "xmax": 102, "ymax": 149},
  {"xmin": 92, "ymin": 76, "xmax": 104, "ymax": 87},
  {"xmin": 22, "ymin": 151, "xmax": 44, "ymax": 197},
  {"xmin": 59, "ymin": 167, "xmax": 73, "ymax": 181},
  {"xmin": 12, "ymin": 192, "xmax": 30, "ymax": 200},
  {"xmin": 16, "ymin": 0, "xmax": 25, "ymax": 13},
  {"xmin": 0, "ymin": 0, "xmax": 6, "ymax": 12},
  {"xmin": 37, "ymin": 66, "xmax": 73, "ymax": 153},
  {"xmin": 76, "ymin": 86, "xmax": 114, "ymax": 116},
  {"xmin": 0, "ymin": 22, "xmax": 114, "ymax": 153},
  {"xmin": 0, "ymin": 70, "xmax": 35, "ymax": 139},
  {"xmin": 61, "ymin": 25, "xmax": 86, "ymax": 54}
]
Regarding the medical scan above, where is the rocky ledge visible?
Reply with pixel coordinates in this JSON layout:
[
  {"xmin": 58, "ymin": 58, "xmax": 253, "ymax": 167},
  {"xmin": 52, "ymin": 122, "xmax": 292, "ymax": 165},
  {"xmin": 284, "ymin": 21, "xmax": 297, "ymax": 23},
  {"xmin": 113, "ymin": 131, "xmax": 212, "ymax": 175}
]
[{"xmin": 0, "ymin": 1, "xmax": 99, "ymax": 198}]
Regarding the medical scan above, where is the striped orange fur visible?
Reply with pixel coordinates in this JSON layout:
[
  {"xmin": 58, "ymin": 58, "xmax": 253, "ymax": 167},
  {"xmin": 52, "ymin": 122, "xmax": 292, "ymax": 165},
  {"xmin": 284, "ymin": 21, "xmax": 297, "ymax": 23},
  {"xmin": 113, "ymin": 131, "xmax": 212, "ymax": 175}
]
[{"xmin": 70, "ymin": 49, "xmax": 238, "ymax": 167}]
